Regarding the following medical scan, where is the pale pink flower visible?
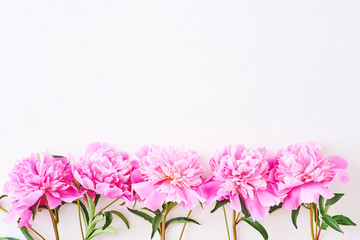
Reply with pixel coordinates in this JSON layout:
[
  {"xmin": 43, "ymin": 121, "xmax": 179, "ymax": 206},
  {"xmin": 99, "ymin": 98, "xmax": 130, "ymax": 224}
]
[
  {"xmin": 200, "ymin": 145, "xmax": 280, "ymax": 221},
  {"xmin": 132, "ymin": 145, "xmax": 205, "ymax": 211},
  {"xmin": 272, "ymin": 141, "xmax": 348, "ymax": 209},
  {"xmin": 71, "ymin": 142, "xmax": 135, "ymax": 202},
  {"xmin": 3, "ymin": 153, "xmax": 80, "ymax": 227}
]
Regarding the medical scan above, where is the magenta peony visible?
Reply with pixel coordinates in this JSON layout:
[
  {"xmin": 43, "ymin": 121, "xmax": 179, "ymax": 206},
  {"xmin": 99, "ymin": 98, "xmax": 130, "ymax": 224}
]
[
  {"xmin": 200, "ymin": 145, "xmax": 280, "ymax": 220},
  {"xmin": 70, "ymin": 142, "xmax": 136, "ymax": 202},
  {"xmin": 132, "ymin": 145, "xmax": 205, "ymax": 211},
  {"xmin": 3, "ymin": 153, "xmax": 80, "ymax": 227},
  {"xmin": 272, "ymin": 141, "xmax": 348, "ymax": 209}
]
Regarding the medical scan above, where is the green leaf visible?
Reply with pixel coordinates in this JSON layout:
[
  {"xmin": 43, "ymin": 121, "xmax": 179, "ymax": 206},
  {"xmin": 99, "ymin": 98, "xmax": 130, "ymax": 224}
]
[
  {"xmin": 166, "ymin": 202, "xmax": 177, "ymax": 214},
  {"xmin": 127, "ymin": 208, "xmax": 153, "ymax": 224},
  {"xmin": 86, "ymin": 214, "xmax": 105, "ymax": 237},
  {"xmin": 325, "ymin": 193, "xmax": 344, "ymax": 207},
  {"xmin": 269, "ymin": 203, "xmax": 282, "ymax": 213},
  {"xmin": 151, "ymin": 214, "xmax": 162, "ymax": 239},
  {"xmin": 291, "ymin": 206, "xmax": 301, "ymax": 229},
  {"xmin": 141, "ymin": 207, "xmax": 158, "ymax": 215},
  {"xmin": 102, "ymin": 212, "xmax": 113, "ymax": 230},
  {"xmin": 0, "ymin": 194, "xmax": 7, "ymax": 200},
  {"xmin": 94, "ymin": 194, "xmax": 101, "ymax": 207},
  {"xmin": 52, "ymin": 155, "xmax": 65, "ymax": 158},
  {"xmin": 0, "ymin": 238, "xmax": 22, "ymax": 240},
  {"xmin": 109, "ymin": 210, "xmax": 130, "ymax": 229},
  {"xmin": 79, "ymin": 200, "xmax": 90, "ymax": 228},
  {"xmin": 332, "ymin": 215, "xmax": 356, "ymax": 226},
  {"xmin": 20, "ymin": 227, "xmax": 35, "ymax": 240},
  {"xmin": 318, "ymin": 196, "xmax": 325, "ymax": 215},
  {"xmin": 321, "ymin": 221, "xmax": 329, "ymax": 230},
  {"xmin": 322, "ymin": 214, "xmax": 343, "ymax": 233},
  {"xmin": 244, "ymin": 217, "xmax": 268, "ymax": 240},
  {"xmin": 210, "ymin": 199, "xmax": 230, "ymax": 213},
  {"xmin": 240, "ymin": 197, "xmax": 250, "ymax": 217},
  {"xmin": 165, "ymin": 217, "xmax": 200, "ymax": 229},
  {"xmin": 86, "ymin": 194, "xmax": 96, "ymax": 220},
  {"xmin": 87, "ymin": 226, "xmax": 116, "ymax": 240}
]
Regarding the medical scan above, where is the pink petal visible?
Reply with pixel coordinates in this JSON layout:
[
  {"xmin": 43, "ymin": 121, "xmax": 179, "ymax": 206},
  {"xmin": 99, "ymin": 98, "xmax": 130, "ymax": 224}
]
[
  {"xmin": 282, "ymin": 186, "xmax": 302, "ymax": 210},
  {"xmin": 18, "ymin": 209, "xmax": 32, "ymax": 228},
  {"xmin": 257, "ymin": 187, "xmax": 280, "ymax": 207},
  {"xmin": 199, "ymin": 179, "xmax": 222, "ymax": 205},
  {"xmin": 300, "ymin": 183, "xmax": 334, "ymax": 203},
  {"xmin": 181, "ymin": 188, "xmax": 203, "ymax": 210},
  {"xmin": 132, "ymin": 182, "xmax": 154, "ymax": 200},
  {"xmin": 85, "ymin": 142, "xmax": 101, "ymax": 154},
  {"xmin": 145, "ymin": 189, "xmax": 167, "ymax": 211},
  {"xmin": 45, "ymin": 192, "xmax": 62, "ymax": 209},
  {"xmin": 328, "ymin": 156, "xmax": 349, "ymax": 184},
  {"xmin": 243, "ymin": 196, "xmax": 269, "ymax": 221},
  {"xmin": 230, "ymin": 194, "xmax": 241, "ymax": 212}
]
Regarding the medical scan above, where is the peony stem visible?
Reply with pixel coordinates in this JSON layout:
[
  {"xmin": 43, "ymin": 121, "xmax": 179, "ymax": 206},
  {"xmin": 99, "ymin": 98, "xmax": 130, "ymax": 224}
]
[
  {"xmin": 179, "ymin": 210, "xmax": 192, "ymax": 240},
  {"xmin": 310, "ymin": 203, "xmax": 315, "ymax": 240},
  {"xmin": 222, "ymin": 206, "xmax": 231, "ymax": 240},
  {"xmin": 44, "ymin": 195, "xmax": 60, "ymax": 240},
  {"xmin": 29, "ymin": 227, "xmax": 46, "ymax": 240},
  {"xmin": 0, "ymin": 206, "xmax": 7, "ymax": 213},
  {"xmin": 94, "ymin": 197, "xmax": 120, "ymax": 218},
  {"xmin": 232, "ymin": 210, "xmax": 237, "ymax": 240},
  {"xmin": 315, "ymin": 203, "xmax": 318, "ymax": 239},
  {"xmin": 161, "ymin": 203, "xmax": 169, "ymax": 240},
  {"xmin": 77, "ymin": 199, "xmax": 85, "ymax": 240}
]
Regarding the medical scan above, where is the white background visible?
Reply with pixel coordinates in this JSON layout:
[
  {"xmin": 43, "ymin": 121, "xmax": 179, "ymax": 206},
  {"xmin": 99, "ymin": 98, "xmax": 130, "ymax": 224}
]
[{"xmin": 0, "ymin": 1, "xmax": 359, "ymax": 239}]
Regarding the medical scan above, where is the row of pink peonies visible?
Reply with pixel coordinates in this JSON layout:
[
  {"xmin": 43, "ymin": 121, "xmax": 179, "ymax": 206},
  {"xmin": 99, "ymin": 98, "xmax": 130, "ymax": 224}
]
[{"xmin": 3, "ymin": 141, "xmax": 348, "ymax": 228}]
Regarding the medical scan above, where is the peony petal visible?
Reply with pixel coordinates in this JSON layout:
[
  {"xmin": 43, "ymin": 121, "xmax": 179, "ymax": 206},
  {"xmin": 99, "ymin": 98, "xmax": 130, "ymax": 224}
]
[
  {"xmin": 45, "ymin": 192, "xmax": 62, "ymax": 209},
  {"xmin": 181, "ymin": 188, "xmax": 203, "ymax": 210},
  {"xmin": 145, "ymin": 189, "xmax": 167, "ymax": 211},
  {"xmin": 282, "ymin": 186, "xmax": 302, "ymax": 210},
  {"xmin": 132, "ymin": 182, "xmax": 155, "ymax": 200},
  {"xmin": 257, "ymin": 186, "xmax": 280, "ymax": 207},
  {"xmin": 230, "ymin": 194, "xmax": 241, "ymax": 212},
  {"xmin": 243, "ymin": 196, "xmax": 269, "ymax": 221},
  {"xmin": 300, "ymin": 183, "xmax": 334, "ymax": 204},
  {"xmin": 328, "ymin": 156, "xmax": 349, "ymax": 184},
  {"xmin": 18, "ymin": 209, "xmax": 32, "ymax": 228},
  {"xmin": 199, "ymin": 179, "xmax": 222, "ymax": 205}
]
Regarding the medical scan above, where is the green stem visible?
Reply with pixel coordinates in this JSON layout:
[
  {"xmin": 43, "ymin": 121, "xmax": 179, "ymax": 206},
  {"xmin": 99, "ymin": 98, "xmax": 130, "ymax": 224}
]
[
  {"xmin": 161, "ymin": 203, "xmax": 169, "ymax": 240},
  {"xmin": 77, "ymin": 199, "xmax": 85, "ymax": 240},
  {"xmin": 179, "ymin": 210, "xmax": 192, "ymax": 240},
  {"xmin": 310, "ymin": 203, "xmax": 315, "ymax": 240},
  {"xmin": 0, "ymin": 206, "xmax": 7, "ymax": 213},
  {"xmin": 233, "ymin": 210, "xmax": 237, "ymax": 240},
  {"xmin": 44, "ymin": 195, "xmax": 60, "ymax": 240},
  {"xmin": 222, "ymin": 206, "xmax": 231, "ymax": 240}
]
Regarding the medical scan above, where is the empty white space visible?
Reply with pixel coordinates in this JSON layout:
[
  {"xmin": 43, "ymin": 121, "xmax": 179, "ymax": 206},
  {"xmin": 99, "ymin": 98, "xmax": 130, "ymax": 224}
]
[{"xmin": 0, "ymin": 1, "xmax": 359, "ymax": 239}]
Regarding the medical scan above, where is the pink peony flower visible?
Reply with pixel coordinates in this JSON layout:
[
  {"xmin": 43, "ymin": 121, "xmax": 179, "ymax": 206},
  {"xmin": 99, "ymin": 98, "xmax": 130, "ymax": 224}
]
[
  {"xmin": 200, "ymin": 145, "xmax": 280, "ymax": 221},
  {"xmin": 3, "ymin": 153, "xmax": 80, "ymax": 227},
  {"xmin": 132, "ymin": 145, "xmax": 205, "ymax": 211},
  {"xmin": 272, "ymin": 141, "xmax": 348, "ymax": 209},
  {"xmin": 70, "ymin": 142, "xmax": 136, "ymax": 202}
]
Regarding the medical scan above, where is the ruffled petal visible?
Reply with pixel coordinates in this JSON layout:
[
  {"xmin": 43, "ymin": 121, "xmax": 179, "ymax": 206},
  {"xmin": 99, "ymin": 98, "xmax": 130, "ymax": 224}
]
[
  {"xmin": 181, "ymin": 188, "xmax": 203, "ymax": 210},
  {"xmin": 199, "ymin": 179, "xmax": 222, "ymax": 205},
  {"xmin": 282, "ymin": 186, "xmax": 302, "ymax": 210},
  {"xmin": 230, "ymin": 194, "xmax": 241, "ymax": 212},
  {"xmin": 243, "ymin": 196, "xmax": 269, "ymax": 221},
  {"xmin": 145, "ymin": 189, "xmax": 167, "ymax": 211},
  {"xmin": 300, "ymin": 183, "xmax": 334, "ymax": 203}
]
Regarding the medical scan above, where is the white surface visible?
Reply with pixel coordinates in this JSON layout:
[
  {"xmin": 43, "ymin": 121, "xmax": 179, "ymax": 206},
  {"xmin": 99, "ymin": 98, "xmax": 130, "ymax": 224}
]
[{"xmin": 0, "ymin": 0, "xmax": 359, "ymax": 239}]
